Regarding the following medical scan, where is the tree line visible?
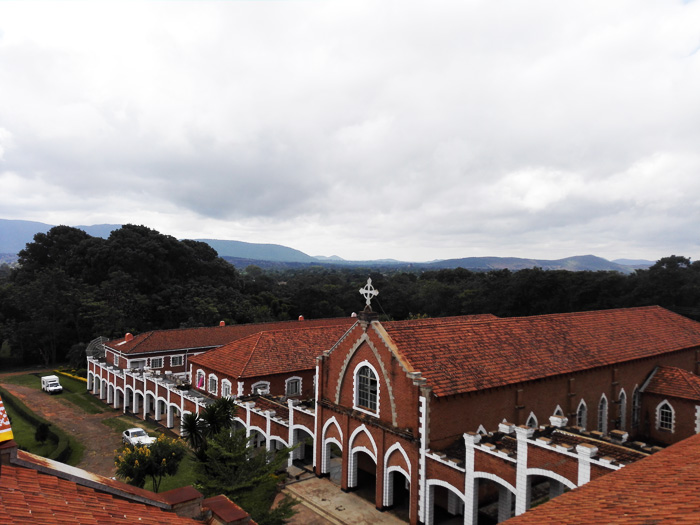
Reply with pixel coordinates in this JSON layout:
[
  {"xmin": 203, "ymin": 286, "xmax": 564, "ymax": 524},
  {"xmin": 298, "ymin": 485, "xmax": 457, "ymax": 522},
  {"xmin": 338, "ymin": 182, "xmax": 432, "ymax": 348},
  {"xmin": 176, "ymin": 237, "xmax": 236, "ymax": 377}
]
[{"xmin": 1, "ymin": 224, "xmax": 698, "ymax": 366}]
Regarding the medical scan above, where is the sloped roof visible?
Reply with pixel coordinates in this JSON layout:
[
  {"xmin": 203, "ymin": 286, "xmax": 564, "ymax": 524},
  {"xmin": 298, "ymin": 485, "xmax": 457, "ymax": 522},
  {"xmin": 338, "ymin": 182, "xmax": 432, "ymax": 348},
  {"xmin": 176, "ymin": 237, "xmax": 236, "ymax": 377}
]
[
  {"xmin": 0, "ymin": 463, "xmax": 199, "ymax": 524},
  {"xmin": 190, "ymin": 322, "xmax": 355, "ymax": 378},
  {"xmin": 106, "ymin": 317, "xmax": 355, "ymax": 355},
  {"xmin": 506, "ymin": 431, "xmax": 700, "ymax": 524},
  {"xmin": 642, "ymin": 366, "xmax": 700, "ymax": 402},
  {"xmin": 382, "ymin": 306, "xmax": 700, "ymax": 397}
]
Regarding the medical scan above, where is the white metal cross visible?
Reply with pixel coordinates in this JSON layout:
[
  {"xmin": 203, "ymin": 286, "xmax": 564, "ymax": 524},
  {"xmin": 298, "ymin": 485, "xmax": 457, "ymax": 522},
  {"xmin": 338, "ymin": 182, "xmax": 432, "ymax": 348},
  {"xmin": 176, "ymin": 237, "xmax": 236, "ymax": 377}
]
[{"xmin": 359, "ymin": 278, "xmax": 379, "ymax": 306}]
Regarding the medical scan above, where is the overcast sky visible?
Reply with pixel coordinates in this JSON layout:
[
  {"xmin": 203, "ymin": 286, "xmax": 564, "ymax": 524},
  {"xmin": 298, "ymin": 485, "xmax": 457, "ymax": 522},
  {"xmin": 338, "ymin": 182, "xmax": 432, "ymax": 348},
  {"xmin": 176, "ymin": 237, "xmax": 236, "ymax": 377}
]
[{"xmin": 1, "ymin": 1, "xmax": 699, "ymax": 262}]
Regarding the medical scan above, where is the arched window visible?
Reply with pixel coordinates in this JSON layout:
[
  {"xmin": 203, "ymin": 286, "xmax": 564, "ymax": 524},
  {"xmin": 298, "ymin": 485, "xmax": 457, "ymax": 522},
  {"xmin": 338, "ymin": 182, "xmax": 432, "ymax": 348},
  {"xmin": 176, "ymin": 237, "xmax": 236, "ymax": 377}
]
[
  {"xmin": 598, "ymin": 395, "xmax": 608, "ymax": 434},
  {"xmin": 632, "ymin": 386, "xmax": 641, "ymax": 428},
  {"xmin": 221, "ymin": 380, "xmax": 232, "ymax": 398},
  {"xmin": 251, "ymin": 381, "xmax": 270, "ymax": 395},
  {"xmin": 208, "ymin": 374, "xmax": 218, "ymax": 395},
  {"xmin": 657, "ymin": 400, "xmax": 675, "ymax": 432},
  {"xmin": 355, "ymin": 364, "xmax": 378, "ymax": 413},
  {"xmin": 577, "ymin": 399, "xmax": 588, "ymax": 429},
  {"xmin": 196, "ymin": 370, "xmax": 205, "ymax": 390},
  {"xmin": 619, "ymin": 390, "xmax": 627, "ymax": 430},
  {"xmin": 526, "ymin": 412, "xmax": 538, "ymax": 429},
  {"xmin": 553, "ymin": 406, "xmax": 564, "ymax": 417}
]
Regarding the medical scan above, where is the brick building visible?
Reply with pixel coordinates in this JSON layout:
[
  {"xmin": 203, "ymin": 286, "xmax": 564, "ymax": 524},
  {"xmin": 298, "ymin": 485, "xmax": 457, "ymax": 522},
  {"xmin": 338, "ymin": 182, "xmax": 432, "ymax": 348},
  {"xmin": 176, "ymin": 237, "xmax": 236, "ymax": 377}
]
[{"xmin": 87, "ymin": 285, "xmax": 700, "ymax": 524}]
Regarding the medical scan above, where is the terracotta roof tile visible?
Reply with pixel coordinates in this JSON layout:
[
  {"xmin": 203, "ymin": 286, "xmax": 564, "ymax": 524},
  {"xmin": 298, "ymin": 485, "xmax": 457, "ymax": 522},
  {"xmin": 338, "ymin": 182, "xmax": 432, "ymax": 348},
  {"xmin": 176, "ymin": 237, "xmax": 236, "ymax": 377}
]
[
  {"xmin": 642, "ymin": 366, "xmax": 700, "ymax": 401},
  {"xmin": 0, "ymin": 464, "xmax": 199, "ymax": 524},
  {"xmin": 506, "ymin": 431, "xmax": 700, "ymax": 524},
  {"xmin": 190, "ymin": 321, "xmax": 355, "ymax": 378},
  {"xmin": 106, "ymin": 317, "xmax": 355, "ymax": 355},
  {"xmin": 383, "ymin": 306, "xmax": 700, "ymax": 397}
]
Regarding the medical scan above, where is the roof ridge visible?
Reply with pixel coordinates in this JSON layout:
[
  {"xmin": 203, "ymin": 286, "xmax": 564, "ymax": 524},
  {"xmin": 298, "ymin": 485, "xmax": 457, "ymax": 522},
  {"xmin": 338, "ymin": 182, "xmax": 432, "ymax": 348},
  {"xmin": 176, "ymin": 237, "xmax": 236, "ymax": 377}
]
[{"xmin": 239, "ymin": 333, "xmax": 264, "ymax": 377}]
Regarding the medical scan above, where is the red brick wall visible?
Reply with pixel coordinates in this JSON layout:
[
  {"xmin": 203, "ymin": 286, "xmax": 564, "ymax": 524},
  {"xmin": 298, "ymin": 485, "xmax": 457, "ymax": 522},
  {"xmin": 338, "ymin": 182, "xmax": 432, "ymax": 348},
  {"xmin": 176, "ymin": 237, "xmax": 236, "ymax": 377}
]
[
  {"xmin": 474, "ymin": 450, "xmax": 517, "ymax": 487},
  {"xmin": 642, "ymin": 393, "xmax": 697, "ymax": 445},
  {"xmin": 527, "ymin": 445, "xmax": 578, "ymax": 486},
  {"xmin": 427, "ymin": 349, "xmax": 696, "ymax": 448}
]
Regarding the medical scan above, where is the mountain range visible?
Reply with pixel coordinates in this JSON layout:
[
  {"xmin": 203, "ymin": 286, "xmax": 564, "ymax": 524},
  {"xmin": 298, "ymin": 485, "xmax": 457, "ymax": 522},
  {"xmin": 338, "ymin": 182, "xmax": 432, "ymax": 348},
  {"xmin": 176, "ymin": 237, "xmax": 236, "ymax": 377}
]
[{"xmin": 0, "ymin": 218, "xmax": 654, "ymax": 272}]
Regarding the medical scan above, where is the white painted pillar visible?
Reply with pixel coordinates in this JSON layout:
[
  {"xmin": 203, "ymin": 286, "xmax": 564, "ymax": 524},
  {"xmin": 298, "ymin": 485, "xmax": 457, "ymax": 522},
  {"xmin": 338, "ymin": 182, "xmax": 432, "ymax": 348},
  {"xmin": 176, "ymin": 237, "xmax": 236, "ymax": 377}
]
[
  {"xmin": 265, "ymin": 410, "xmax": 274, "ymax": 452},
  {"xmin": 313, "ymin": 364, "xmax": 319, "ymax": 469},
  {"xmin": 576, "ymin": 443, "xmax": 597, "ymax": 486},
  {"xmin": 288, "ymin": 399, "xmax": 295, "ymax": 467},
  {"xmin": 463, "ymin": 432, "xmax": 481, "ymax": 525},
  {"xmin": 418, "ymin": 395, "xmax": 429, "ymax": 524},
  {"xmin": 498, "ymin": 486, "xmax": 513, "ymax": 523},
  {"xmin": 515, "ymin": 426, "xmax": 535, "ymax": 516}
]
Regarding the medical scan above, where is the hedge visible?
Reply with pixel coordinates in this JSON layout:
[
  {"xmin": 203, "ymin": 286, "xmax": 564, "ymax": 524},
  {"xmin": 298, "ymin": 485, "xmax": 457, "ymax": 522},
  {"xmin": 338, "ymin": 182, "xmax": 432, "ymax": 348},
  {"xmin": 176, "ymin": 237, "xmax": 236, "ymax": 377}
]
[{"xmin": 0, "ymin": 386, "xmax": 78, "ymax": 465}]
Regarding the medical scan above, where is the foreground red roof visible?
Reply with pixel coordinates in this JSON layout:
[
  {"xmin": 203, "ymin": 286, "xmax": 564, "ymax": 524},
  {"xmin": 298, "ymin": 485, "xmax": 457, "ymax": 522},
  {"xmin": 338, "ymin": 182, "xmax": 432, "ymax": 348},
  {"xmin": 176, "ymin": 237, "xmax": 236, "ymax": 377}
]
[
  {"xmin": 191, "ymin": 322, "xmax": 356, "ymax": 378},
  {"xmin": 106, "ymin": 317, "xmax": 356, "ymax": 355},
  {"xmin": 643, "ymin": 366, "xmax": 700, "ymax": 402},
  {"xmin": 506, "ymin": 431, "xmax": 700, "ymax": 524},
  {"xmin": 382, "ymin": 306, "xmax": 700, "ymax": 397},
  {"xmin": 0, "ymin": 463, "xmax": 199, "ymax": 524}
]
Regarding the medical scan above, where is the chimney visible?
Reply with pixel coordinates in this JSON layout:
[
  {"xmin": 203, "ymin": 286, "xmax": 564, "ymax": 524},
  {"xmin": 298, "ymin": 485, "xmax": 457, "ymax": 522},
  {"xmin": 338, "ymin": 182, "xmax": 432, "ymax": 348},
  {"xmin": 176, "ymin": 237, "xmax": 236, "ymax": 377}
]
[
  {"xmin": 219, "ymin": 321, "xmax": 225, "ymax": 327},
  {"xmin": 125, "ymin": 333, "xmax": 133, "ymax": 342},
  {"xmin": 298, "ymin": 315, "xmax": 304, "ymax": 321}
]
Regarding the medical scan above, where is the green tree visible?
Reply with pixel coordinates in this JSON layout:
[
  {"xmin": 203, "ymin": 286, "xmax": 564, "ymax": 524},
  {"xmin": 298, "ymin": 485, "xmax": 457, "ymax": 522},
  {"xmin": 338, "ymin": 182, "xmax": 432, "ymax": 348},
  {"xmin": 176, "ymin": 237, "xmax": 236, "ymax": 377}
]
[
  {"xmin": 194, "ymin": 430, "xmax": 297, "ymax": 525},
  {"xmin": 115, "ymin": 435, "xmax": 186, "ymax": 492}
]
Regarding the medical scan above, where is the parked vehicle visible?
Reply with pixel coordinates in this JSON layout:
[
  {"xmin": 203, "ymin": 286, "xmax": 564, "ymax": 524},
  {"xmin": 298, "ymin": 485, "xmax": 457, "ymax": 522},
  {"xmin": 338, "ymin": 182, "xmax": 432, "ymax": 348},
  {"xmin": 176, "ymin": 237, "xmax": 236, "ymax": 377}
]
[
  {"xmin": 122, "ymin": 428, "xmax": 157, "ymax": 447},
  {"xmin": 40, "ymin": 375, "xmax": 63, "ymax": 394}
]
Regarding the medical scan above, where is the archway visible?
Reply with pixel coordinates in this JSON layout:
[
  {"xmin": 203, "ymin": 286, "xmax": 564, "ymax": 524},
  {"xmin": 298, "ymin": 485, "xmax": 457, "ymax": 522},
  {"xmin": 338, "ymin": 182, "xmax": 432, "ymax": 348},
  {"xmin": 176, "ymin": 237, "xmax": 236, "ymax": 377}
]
[
  {"xmin": 249, "ymin": 428, "xmax": 267, "ymax": 451},
  {"xmin": 113, "ymin": 388, "xmax": 123, "ymax": 409},
  {"xmin": 107, "ymin": 384, "xmax": 114, "ymax": 404},
  {"xmin": 426, "ymin": 481, "xmax": 464, "ymax": 525},
  {"xmin": 167, "ymin": 404, "xmax": 181, "ymax": 429},
  {"xmin": 324, "ymin": 439, "xmax": 343, "ymax": 485},
  {"xmin": 291, "ymin": 427, "xmax": 314, "ymax": 467},
  {"xmin": 144, "ymin": 393, "xmax": 156, "ymax": 420},
  {"xmin": 385, "ymin": 468, "xmax": 410, "ymax": 521},
  {"xmin": 350, "ymin": 449, "xmax": 377, "ymax": 505},
  {"xmin": 474, "ymin": 476, "xmax": 516, "ymax": 524}
]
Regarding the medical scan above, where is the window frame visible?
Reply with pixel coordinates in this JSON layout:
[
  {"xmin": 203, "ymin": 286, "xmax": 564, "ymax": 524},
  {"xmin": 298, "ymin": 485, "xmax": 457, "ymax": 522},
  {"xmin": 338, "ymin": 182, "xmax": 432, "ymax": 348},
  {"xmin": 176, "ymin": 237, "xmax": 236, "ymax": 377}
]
[
  {"xmin": 208, "ymin": 373, "xmax": 218, "ymax": 395},
  {"xmin": 656, "ymin": 399, "xmax": 675, "ymax": 432},
  {"xmin": 618, "ymin": 389, "xmax": 627, "ymax": 430},
  {"xmin": 251, "ymin": 381, "xmax": 270, "ymax": 395},
  {"xmin": 150, "ymin": 357, "xmax": 164, "ymax": 369},
  {"xmin": 632, "ymin": 386, "xmax": 641, "ymax": 428},
  {"xmin": 221, "ymin": 379, "xmax": 232, "ymax": 398},
  {"xmin": 353, "ymin": 361, "xmax": 380, "ymax": 417},
  {"xmin": 285, "ymin": 376, "xmax": 302, "ymax": 397},
  {"xmin": 576, "ymin": 399, "xmax": 588, "ymax": 430},
  {"xmin": 171, "ymin": 355, "xmax": 184, "ymax": 367},
  {"xmin": 598, "ymin": 394, "xmax": 608, "ymax": 434}
]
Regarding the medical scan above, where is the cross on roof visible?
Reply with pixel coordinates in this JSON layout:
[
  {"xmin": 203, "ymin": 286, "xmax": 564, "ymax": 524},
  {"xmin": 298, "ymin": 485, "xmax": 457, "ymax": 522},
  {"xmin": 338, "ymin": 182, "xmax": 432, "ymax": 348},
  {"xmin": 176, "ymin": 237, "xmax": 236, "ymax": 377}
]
[{"xmin": 359, "ymin": 278, "xmax": 379, "ymax": 307}]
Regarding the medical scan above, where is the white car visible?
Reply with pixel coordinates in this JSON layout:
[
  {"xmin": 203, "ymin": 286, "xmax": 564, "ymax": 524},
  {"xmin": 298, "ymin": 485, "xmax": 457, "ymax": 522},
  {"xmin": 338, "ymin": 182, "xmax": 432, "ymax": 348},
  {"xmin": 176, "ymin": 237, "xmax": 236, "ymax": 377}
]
[{"xmin": 122, "ymin": 428, "xmax": 157, "ymax": 447}]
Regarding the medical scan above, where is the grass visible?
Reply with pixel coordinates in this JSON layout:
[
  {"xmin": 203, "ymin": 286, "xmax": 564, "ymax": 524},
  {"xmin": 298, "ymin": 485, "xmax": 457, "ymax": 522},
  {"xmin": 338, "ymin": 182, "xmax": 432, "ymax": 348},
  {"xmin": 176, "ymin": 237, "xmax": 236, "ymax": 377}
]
[
  {"xmin": 3, "ymin": 372, "xmax": 109, "ymax": 414},
  {"xmin": 0, "ymin": 386, "xmax": 84, "ymax": 466},
  {"xmin": 101, "ymin": 415, "xmax": 167, "ymax": 436}
]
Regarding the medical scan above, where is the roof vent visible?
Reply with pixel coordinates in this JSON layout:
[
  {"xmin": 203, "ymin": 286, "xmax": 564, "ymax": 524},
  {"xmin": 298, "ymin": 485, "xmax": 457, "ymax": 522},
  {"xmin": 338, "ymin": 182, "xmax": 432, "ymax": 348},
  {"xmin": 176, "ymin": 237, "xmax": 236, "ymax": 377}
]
[
  {"xmin": 219, "ymin": 321, "xmax": 225, "ymax": 327},
  {"xmin": 298, "ymin": 315, "xmax": 304, "ymax": 321},
  {"xmin": 125, "ymin": 333, "xmax": 133, "ymax": 342},
  {"xmin": 351, "ymin": 312, "xmax": 357, "ymax": 318}
]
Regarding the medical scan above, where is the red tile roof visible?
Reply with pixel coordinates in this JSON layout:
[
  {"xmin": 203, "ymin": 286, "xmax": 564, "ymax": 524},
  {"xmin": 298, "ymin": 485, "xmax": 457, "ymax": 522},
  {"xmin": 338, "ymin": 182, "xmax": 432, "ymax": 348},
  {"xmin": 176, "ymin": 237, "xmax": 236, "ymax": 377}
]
[
  {"xmin": 506, "ymin": 431, "xmax": 700, "ymax": 524},
  {"xmin": 190, "ymin": 322, "xmax": 355, "ymax": 378},
  {"xmin": 382, "ymin": 306, "xmax": 700, "ymax": 397},
  {"xmin": 106, "ymin": 317, "xmax": 356, "ymax": 355},
  {"xmin": 0, "ymin": 463, "xmax": 199, "ymax": 524},
  {"xmin": 643, "ymin": 366, "xmax": 700, "ymax": 401}
]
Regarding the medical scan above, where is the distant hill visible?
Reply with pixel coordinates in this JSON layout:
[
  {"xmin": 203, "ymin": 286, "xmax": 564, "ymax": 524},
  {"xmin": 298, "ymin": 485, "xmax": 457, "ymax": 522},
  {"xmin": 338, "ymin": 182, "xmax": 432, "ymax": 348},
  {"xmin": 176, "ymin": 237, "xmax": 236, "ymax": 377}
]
[
  {"xmin": 0, "ymin": 219, "xmax": 121, "ymax": 255},
  {"xmin": 425, "ymin": 255, "xmax": 635, "ymax": 273},
  {"xmin": 0, "ymin": 218, "xmax": 655, "ymax": 273},
  {"xmin": 613, "ymin": 258, "xmax": 654, "ymax": 269},
  {"xmin": 196, "ymin": 239, "xmax": 317, "ymax": 263}
]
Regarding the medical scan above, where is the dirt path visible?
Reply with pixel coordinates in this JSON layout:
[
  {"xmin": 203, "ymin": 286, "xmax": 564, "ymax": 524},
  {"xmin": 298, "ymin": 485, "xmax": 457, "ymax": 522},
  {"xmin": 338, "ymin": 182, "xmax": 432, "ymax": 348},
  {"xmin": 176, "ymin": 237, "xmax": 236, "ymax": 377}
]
[{"xmin": 0, "ymin": 369, "xmax": 122, "ymax": 477}]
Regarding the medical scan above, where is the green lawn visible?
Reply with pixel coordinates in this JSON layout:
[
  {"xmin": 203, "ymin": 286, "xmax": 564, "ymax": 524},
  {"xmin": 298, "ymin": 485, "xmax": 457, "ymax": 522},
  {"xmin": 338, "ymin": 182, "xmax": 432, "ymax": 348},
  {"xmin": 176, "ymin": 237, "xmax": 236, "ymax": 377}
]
[
  {"xmin": 102, "ymin": 415, "xmax": 169, "ymax": 436},
  {"xmin": 0, "ymin": 386, "xmax": 84, "ymax": 466},
  {"xmin": 158, "ymin": 453, "xmax": 198, "ymax": 493},
  {"xmin": 3, "ymin": 372, "xmax": 109, "ymax": 414}
]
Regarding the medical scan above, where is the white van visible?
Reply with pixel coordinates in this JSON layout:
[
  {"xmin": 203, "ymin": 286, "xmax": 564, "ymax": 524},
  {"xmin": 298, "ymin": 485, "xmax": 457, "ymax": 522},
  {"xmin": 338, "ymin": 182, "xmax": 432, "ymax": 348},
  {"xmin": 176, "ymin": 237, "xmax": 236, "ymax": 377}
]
[{"xmin": 41, "ymin": 375, "xmax": 63, "ymax": 394}]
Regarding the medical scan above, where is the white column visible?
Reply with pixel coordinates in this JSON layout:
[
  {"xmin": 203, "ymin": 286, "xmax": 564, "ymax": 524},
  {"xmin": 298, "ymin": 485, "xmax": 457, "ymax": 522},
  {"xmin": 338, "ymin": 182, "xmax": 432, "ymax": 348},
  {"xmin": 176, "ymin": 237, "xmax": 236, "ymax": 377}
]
[
  {"xmin": 576, "ymin": 443, "xmax": 597, "ymax": 486},
  {"xmin": 418, "ymin": 395, "xmax": 429, "ymax": 524},
  {"xmin": 463, "ymin": 432, "xmax": 481, "ymax": 525},
  {"xmin": 265, "ymin": 410, "xmax": 274, "ymax": 452},
  {"xmin": 514, "ymin": 426, "xmax": 534, "ymax": 516},
  {"xmin": 288, "ymin": 399, "xmax": 296, "ymax": 467},
  {"xmin": 498, "ymin": 486, "xmax": 513, "ymax": 523}
]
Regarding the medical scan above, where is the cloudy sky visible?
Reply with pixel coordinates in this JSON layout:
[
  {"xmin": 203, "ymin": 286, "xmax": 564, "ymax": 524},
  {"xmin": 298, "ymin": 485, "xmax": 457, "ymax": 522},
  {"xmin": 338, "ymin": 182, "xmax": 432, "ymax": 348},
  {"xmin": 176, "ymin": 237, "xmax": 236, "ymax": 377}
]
[{"xmin": 1, "ymin": 1, "xmax": 699, "ymax": 262}]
